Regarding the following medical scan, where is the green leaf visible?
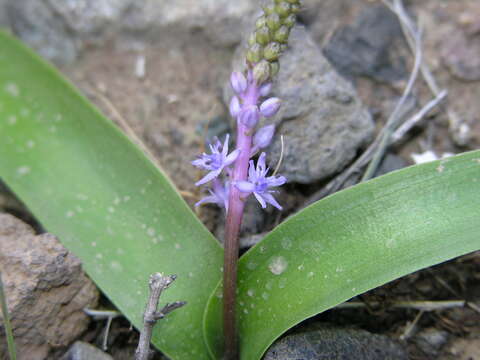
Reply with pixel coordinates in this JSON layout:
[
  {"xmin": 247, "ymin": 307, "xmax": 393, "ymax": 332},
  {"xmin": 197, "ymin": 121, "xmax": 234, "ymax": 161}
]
[
  {"xmin": 0, "ymin": 31, "xmax": 223, "ymax": 359},
  {"xmin": 204, "ymin": 151, "xmax": 480, "ymax": 359}
]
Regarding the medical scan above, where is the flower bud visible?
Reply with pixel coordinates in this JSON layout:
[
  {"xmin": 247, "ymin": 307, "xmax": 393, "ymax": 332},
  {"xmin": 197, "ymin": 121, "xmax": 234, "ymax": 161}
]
[
  {"xmin": 248, "ymin": 33, "xmax": 256, "ymax": 46},
  {"xmin": 253, "ymin": 60, "xmax": 271, "ymax": 84},
  {"xmin": 262, "ymin": 2, "xmax": 275, "ymax": 15},
  {"xmin": 259, "ymin": 82, "xmax": 272, "ymax": 97},
  {"xmin": 239, "ymin": 105, "xmax": 260, "ymax": 128},
  {"xmin": 283, "ymin": 14, "xmax": 296, "ymax": 28},
  {"xmin": 230, "ymin": 71, "xmax": 247, "ymax": 94},
  {"xmin": 266, "ymin": 13, "xmax": 281, "ymax": 31},
  {"xmin": 290, "ymin": 4, "xmax": 300, "ymax": 14},
  {"xmin": 255, "ymin": 26, "xmax": 271, "ymax": 46},
  {"xmin": 229, "ymin": 96, "xmax": 241, "ymax": 117},
  {"xmin": 264, "ymin": 42, "xmax": 281, "ymax": 61},
  {"xmin": 260, "ymin": 97, "xmax": 281, "ymax": 117},
  {"xmin": 256, "ymin": 16, "xmax": 267, "ymax": 29},
  {"xmin": 246, "ymin": 43, "xmax": 263, "ymax": 64},
  {"xmin": 275, "ymin": 2, "xmax": 291, "ymax": 17},
  {"xmin": 270, "ymin": 61, "xmax": 280, "ymax": 76},
  {"xmin": 274, "ymin": 26, "xmax": 290, "ymax": 43},
  {"xmin": 253, "ymin": 124, "xmax": 275, "ymax": 149}
]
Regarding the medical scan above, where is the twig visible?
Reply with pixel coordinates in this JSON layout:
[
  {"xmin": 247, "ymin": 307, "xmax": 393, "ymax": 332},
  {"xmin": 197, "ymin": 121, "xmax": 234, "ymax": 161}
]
[
  {"xmin": 272, "ymin": 135, "xmax": 285, "ymax": 176},
  {"xmin": 400, "ymin": 310, "xmax": 424, "ymax": 341},
  {"xmin": 135, "ymin": 273, "xmax": 186, "ymax": 360},
  {"xmin": 384, "ymin": 0, "xmax": 470, "ymax": 145},
  {"xmin": 83, "ymin": 309, "xmax": 122, "ymax": 350},
  {"xmin": 0, "ymin": 272, "xmax": 17, "ymax": 360},
  {"xmin": 336, "ymin": 300, "xmax": 466, "ymax": 311},
  {"xmin": 392, "ymin": 90, "xmax": 448, "ymax": 142},
  {"xmin": 361, "ymin": 10, "xmax": 423, "ymax": 181}
]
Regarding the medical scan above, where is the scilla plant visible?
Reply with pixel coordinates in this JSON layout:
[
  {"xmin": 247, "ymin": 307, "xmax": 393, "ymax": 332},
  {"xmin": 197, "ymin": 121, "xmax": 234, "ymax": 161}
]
[{"xmin": 0, "ymin": 1, "xmax": 479, "ymax": 360}]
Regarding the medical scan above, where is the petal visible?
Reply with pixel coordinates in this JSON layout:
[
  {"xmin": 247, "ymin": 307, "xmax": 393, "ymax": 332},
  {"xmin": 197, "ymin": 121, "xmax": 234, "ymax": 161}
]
[
  {"xmin": 191, "ymin": 158, "xmax": 205, "ymax": 168},
  {"xmin": 195, "ymin": 195, "xmax": 218, "ymax": 207},
  {"xmin": 260, "ymin": 97, "xmax": 281, "ymax": 118},
  {"xmin": 224, "ymin": 148, "xmax": 241, "ymax": 166},
  {"xmin": 262, "ymin": 193, "xmax": 283, "ymax": 210},
  {"xmin": 254, "ymin": 192, "xmax": 267, "ymax": 208},
  {"xmin": 222, "ymin": 134, "xmax": 230, "ymax": 157},
  {"xmin": 248, "ymin": 160, "xmax": 256, "ymax": 181},
  {"xmin": 195, "ymin": 168, "xmax": 222, "ymax": 186},
  {"xmin": 235, "ymin": 181, "xmax": 256, "ymax": 193},
  {"xmin": 266, "ymin": 175, "xmax": 287, "ymax": 187},
  {"xmin": 257, "ymin": 152, "xmax": 267, "ymax": 173}
]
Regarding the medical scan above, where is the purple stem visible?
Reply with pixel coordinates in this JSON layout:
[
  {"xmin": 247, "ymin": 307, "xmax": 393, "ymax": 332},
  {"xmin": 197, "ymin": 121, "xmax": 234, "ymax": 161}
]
[{"xmin": 223, "ymin": 79, "xmax": 260, "ymax": 359}]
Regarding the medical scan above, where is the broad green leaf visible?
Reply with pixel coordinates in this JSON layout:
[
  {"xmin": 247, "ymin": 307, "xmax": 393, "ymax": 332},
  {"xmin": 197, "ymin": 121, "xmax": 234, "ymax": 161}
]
[
  {"xmin": 0, "ymin": 31, "xmax": 223, "ymax": 359},
  {"xmin": 204, "ymin": 151, "xmax": 480, "ymax": 359}
]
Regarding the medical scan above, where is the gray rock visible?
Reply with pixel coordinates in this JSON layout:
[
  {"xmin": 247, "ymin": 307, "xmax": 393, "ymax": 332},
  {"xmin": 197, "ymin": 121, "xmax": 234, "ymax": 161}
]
[
  {"xmin": 264, "ymin": 325, "xmax": 408, "ymax": 360},
  {"xmin": 0, "ymin": 0, "xmax": 9, "ymax": 29},
  {"xmin": 61, "ymin": 341, "xmax": 113, "ymax": 360},
  {"xmin": 375, "ymin": 153, "xmax": 408, "ymax": 177},
  {"xmin": 414, "ymin": 327, "xmax": 449, "ymax": 356},
  {"xmin": 226, "ymin": 26, "xmax": 374, "ymax": 184},
  {"xmin": 323, "ymin": 4, "xmax": 407, "ymax": 83},
  {"xmin": 6, "ymin": 0, "xmax": 259, "ymax": 64},
  {"xmin": 0, "ymin": 213, "xmax": 99, "ymax": 360}
]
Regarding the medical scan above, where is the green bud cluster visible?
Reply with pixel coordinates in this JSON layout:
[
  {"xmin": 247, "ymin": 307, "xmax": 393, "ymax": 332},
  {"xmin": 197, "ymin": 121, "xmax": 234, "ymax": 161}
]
[{"xmin": 246, "ymin": 0, "xmax": 300, "ymax": 83}]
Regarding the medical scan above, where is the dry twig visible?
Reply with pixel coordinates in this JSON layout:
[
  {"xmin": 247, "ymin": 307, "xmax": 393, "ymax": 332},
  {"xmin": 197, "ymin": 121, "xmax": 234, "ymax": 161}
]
[{"xmin": 135, "ymin": 273, "xmax": 186, "ymax": 360}]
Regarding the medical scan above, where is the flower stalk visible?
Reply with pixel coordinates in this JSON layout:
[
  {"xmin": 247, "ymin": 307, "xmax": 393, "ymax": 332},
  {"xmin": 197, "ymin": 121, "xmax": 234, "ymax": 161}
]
[{"xmin": 191, "ymin": 1, "xmax": 300, "ymax": 358}]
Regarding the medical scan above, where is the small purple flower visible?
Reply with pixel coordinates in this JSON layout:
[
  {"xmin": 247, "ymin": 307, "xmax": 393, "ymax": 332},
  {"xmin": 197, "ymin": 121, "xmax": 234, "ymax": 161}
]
[
  {"xmin": 196, "ymin": 179, "xmax": 229, "ymax": 211},
  {"xmin": 259, "ymin": 82, "xmax": 272, "ymax": 97},
  {"xmin": 230, "ymin": 71, "xmax": 247, "ymax": 94},
  {"xmin": 192, "ymin": 134, "xmax": 240, "ymax": 186},
  {"xmin": 259, "ymin": 97, "xmax": 281, "ymax": 117},
  {"xmin": 235, "ymin": 152, "xmax": 286, "ymax": 210}
]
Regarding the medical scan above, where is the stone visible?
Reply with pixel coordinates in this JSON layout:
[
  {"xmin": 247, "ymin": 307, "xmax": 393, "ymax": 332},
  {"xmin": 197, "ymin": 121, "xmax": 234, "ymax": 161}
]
[
  {"xmin": 323, "ymin": 4, "xmax": 407, "ymax": 84},
  {"xmin": 441, "ymin": 31, "xmax": 480, "ymax": 82},
  {"xmin": 414, "ymin": 327, "xmax": 449, "ymax": 356},
  {"xmin": 226, "ymin": 26, "xmax": 374, "ymax": 184},
  {"xmin": 375, "ymin": 153, "xmax": 408, "ymax": 177},
  {"xmin": 5, "ymin": 0, "xmax": 259, "ymax": 64},
  {"xmin": 264, "ymin": 325, "xmax": 408, "ymax": 360},
  {"xmin": 61, "ymin": 341, "xmax": 113, "ymax": 360},
  {"xmin": 444, "ymin": 336, "xmax": 480, "ymax": 360},
  {"xmin": 0, "ymin": 0, "xmax": 9, "ymax": 29},
  {"xmin": 0, "ymin": 213, "xmax": 99, "ymax": 360}
]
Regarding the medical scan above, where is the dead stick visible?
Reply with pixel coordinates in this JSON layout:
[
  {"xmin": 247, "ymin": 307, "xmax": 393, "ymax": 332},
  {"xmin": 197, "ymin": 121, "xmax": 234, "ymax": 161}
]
[{"xmin": 135, "ymin": 273, "xmax": 186, "ymax": 360}]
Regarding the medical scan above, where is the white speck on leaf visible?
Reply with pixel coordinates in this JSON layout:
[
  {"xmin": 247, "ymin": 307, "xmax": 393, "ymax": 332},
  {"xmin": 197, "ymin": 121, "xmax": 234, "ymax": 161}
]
[
  {"xmin": 7, "ymin": 116, "xmax": 17, "ymax": 125},
  {"xmin": 4, "ymin": 82, "xmax": 19, "ymax": 97},
  {"xmin": 17, "ymin": 166, "xmax": 30, "ymax": 176}
]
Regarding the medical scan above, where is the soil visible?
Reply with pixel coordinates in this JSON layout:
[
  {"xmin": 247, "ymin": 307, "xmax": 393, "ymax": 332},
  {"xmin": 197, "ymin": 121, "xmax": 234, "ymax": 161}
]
[{"xmin": 2, "ymin": 0, "xmax": 480, "ymax": 359}]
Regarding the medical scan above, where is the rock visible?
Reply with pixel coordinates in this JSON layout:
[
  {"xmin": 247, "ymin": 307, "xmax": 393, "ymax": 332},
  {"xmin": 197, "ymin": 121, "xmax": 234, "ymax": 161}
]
[
  {"xmin": 414, "ymin": 328, "xmax": 449, "ymax": 356},
  {"xmin": 6, "ymin": 0, "xmax": 259, "ymax": 64},
  {"xmin": 226, "ymin": 26, "xmax": 374, "ymax": 184},
  {"xmin": 0, "ymin": 0, "xmax": 9, "ymax": 28},
  {"xmin": 264, "ymin": 325, "xmax": 408, "ymax": 360},
  {"xmin": 323, "ymin": 4, "xmax": 407, "ymax": 84},
  {"xmin": 444, "ymin": 336, "xmax": 480, "ymax": 360},
  {"xmin": 61, "ymin": 341, "xmax": 113, "ymax": 360},
  {"xmin": 0, "ymin": 213, "xmax": 99, "ymax": 360},
  {"xmin": 441, "ymin": 31, "xmax": 480, "ymax": 81},
  {"xmin": 375, "ymin": 153, "xmax": 408, "ymax": 177}
]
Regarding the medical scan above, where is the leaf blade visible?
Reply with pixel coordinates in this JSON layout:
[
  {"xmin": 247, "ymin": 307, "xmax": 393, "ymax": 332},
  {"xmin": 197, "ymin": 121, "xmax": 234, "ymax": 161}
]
[
  {"xmin": 0, "ymin": 31, "xmax": 222, "ymax": 360},
  {"xmin": 205, "ymin": 151, "xmax": 480, "ymax": 359}
]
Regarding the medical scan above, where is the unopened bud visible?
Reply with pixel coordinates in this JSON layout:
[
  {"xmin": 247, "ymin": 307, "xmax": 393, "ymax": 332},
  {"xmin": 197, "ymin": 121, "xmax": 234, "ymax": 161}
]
[
  {"xmin": 259, "ymin": 82, "xmax": 272, "ymax": 97},
  {"xmin": 262, "ymin": 2, "xmax": 275, "ymax": 15},
  {"xmin": 230, "ymin": 71, "xmax": 247, "ymax": 94},
  {"xmin": 239, "ymin": 105, "xmax": 260, "ymax": 128},
  {"xmin": 260, "ymin": 97, "xmax": 281, "ymax": 117},
  {"xmin": 256, "ymin": 27, "xmax": 271, "ymax": 46},
  {"xmin": 270, "ymin": 61, "xmax": 280, "ymax": 76},
  {"xmin": 229, "ymin": 96, "xmax": 241, "ymax": 117},
  {"xmin": 253, "ymin": 60, "xmax": 271, "ymax": 84},
  {"xmin": 264, "ymin": 42, "xmax": 281, "ymax": 61},
  {"xmin": 266, "ymin": 13, "xmax": 281, "ymax": 31},
  {"xmin": 283, "ymin": 14, "xmax": 296, "ymax": 28},
  {"xmin": 275, "ymin": 2, "xmax": 291, "ymax": 17},
  {"xmin": 247, "ymin": 43, "xmax": 263, "ymax": 64},
  {"xmin": 253, "ymin": 124, "xmax": 275, "ymax": 149},
  {"xmin": 290, "ymin": 4, "xmax": 300, "ymax": 14},
  {"xmin": 274, "ymin": 26, "xmax": 290, "ymax": 43},
  {"xmin": 256, "ymin": 16, "xmax": 267, "ymax": 29}
]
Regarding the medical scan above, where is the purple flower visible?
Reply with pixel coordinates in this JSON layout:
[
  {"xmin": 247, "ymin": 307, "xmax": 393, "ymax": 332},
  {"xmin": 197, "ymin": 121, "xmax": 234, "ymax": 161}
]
[
  {"xmin": 196, "ymin": 179, "xmax": 229, "ymax": 211},
  {"xmin": 192, "ymin": 134, "xmax": 240, "ymax": 186},
  {"xmin": 229, "ymin": 96, "xmax": 241, "ymax": 117},
  {"xmin": 259, "ymin": 82, "xmax": 272, "ymax": 97},
  {"xmin": 253, "ymin": 124, "xmax": 275, "ymax": 150},
  {"xmin": 235, "ymin": 152, "xmax": 286, "ymax": 210}
]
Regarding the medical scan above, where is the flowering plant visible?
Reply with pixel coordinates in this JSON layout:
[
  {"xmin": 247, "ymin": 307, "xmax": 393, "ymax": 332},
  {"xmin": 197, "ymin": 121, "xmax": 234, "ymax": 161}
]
[{"xmin": 0, "ymin": 1, "xmax": 479, "ymax": 360}]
